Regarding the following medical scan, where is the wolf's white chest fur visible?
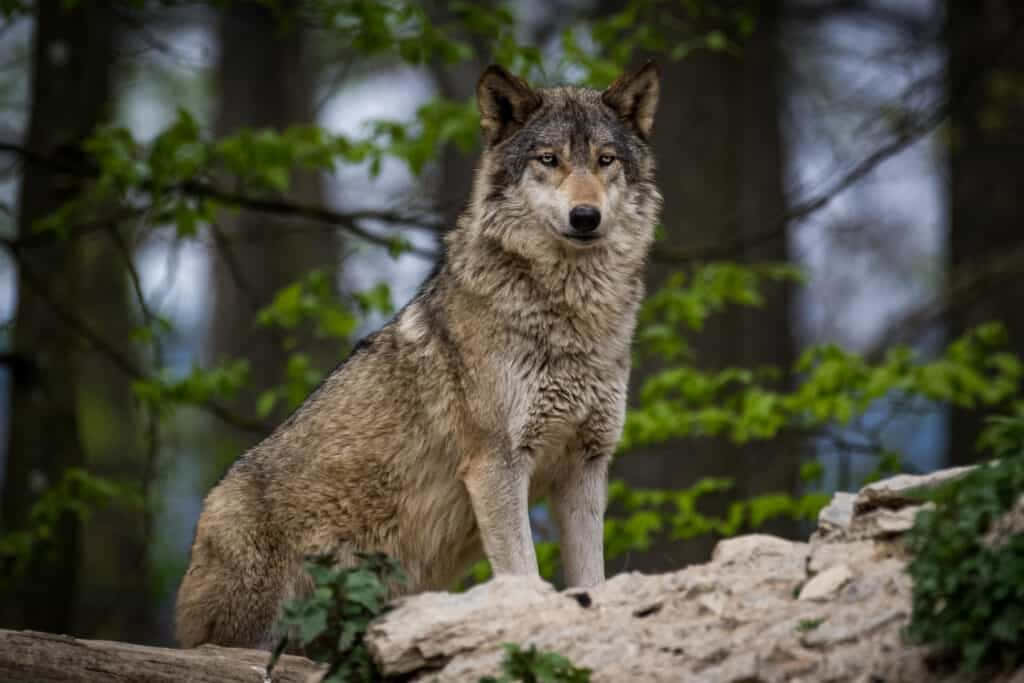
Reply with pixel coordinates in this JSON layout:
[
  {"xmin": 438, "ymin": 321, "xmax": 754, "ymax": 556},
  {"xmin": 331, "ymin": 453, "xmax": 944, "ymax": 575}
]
[{"xmin": 500, "ymin": 335, "xmax": 627, "ymax": 490}]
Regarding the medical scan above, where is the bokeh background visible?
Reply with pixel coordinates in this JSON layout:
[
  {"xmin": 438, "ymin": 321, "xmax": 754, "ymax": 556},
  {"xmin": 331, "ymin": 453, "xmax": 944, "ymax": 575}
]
[{"xmin": 0, "ymin": 0, "xmax": 1021, "ymax": 647}]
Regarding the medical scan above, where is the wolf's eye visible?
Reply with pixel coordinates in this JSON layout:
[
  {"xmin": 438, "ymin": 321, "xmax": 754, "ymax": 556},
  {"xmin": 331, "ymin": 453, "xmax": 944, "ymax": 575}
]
[
  {"xmin": 538, "ymin": 153, "xmax": 558, "ymax": 167},
  {"xmin": 598, "ymin": 154, "xmax": 616, "ymax": 167}
]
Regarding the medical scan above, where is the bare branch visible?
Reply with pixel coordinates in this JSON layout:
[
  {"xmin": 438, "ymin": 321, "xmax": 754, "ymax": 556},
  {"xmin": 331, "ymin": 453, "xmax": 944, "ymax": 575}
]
[
  {"xmin": 106, "ymin": 220, "xmax": 165, "ymax": 569},
  {"xmin": 179, "ymin": 179, "xmax": 441, "ymax": 258},
  {"xmin": 863, "ymin": 243, "xmax": 1024, "ymax": 362},
  {"xmin": 0, "ymin": 236, "xmax": 272, "ymax": 434},
  {"xmin": 653, "ymin": 13, "xmax": 1024, "ymax": 266},
  {"xmin": 208, "ymin": 221, "xmax": 263, "ymax": 313},
  {"xmin": 650, "ymin": 102, "xmax": 946, "ymax": 265}
]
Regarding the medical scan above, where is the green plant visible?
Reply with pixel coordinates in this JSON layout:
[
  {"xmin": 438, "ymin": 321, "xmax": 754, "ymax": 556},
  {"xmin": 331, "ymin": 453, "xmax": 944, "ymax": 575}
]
[
  {"xmin": 265, "ymin": 557, "xmax": 590, "ymax": 683},
  {"xmin": 796, "ymin": 617, "xmax": 825, "ymax": 632},
  {"xmin": 480, "ymin": 644, "xmax": 592, "ymax": 683},
  {"xmin": 0, "ymin": 468, "xmax": 141, "ymax": 581},
  {"xmin": 266, "ymin": 553, "xmax": 405, "ymax": 683},
  {"xmin": 906, "ymin": 418, "xmax": 1024, "ymax": 673}
]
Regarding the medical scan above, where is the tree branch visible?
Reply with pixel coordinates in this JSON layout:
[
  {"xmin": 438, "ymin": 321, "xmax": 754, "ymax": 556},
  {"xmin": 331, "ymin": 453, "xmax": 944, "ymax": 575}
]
[
  {"xmin": 0, "ymin": 629, "xmax": 320, "ymax": 683},
  {"xmin": 0, "ymin": 236, "xmax": 272, "ymax": 434},
  {"xmin": 0, "ymin": 140, "xmax": 442, "ymax": 258},
  {"xmin": 652, "ymin": 13, "xmax": 1024, "ymax": 266},
  {"xmin": 862, "ymin": 242, "xmax": 1024, "ymax": 362},
  {"xmin": 179, "ymin": 179, "xmax": 441, "ymax": 258},
  {"xmin": 650, "ymin": 102, "xmax": 947, "ymax": 265}
]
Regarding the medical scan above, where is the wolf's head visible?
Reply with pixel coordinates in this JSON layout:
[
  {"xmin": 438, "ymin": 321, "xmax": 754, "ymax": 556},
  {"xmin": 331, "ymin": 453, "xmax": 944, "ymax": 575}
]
[{"xmin": 460, "ymin": 63, "xmax": 661, "ymax": 263}]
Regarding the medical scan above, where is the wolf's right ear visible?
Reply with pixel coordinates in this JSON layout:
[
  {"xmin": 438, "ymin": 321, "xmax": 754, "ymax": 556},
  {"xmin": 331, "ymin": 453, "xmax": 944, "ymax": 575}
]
[
  {"xmin": 476, "ymin": 65, "xmax": 542, "ymax": 146},
  {"xmin": 601, "ymin": 61, "xmax": 661, "ymax": 140}
]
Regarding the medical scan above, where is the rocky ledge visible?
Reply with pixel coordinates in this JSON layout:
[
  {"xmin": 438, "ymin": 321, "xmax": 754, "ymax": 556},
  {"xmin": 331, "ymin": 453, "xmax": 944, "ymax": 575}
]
[{"xmin": 366, "ymin": 466, "xmax": 1022, "ymax": 682}]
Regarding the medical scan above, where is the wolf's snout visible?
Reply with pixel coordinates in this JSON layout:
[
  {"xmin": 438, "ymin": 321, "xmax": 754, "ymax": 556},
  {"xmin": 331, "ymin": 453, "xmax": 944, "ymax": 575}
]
[{"xmin": 569, "ymin": 205, "xmax": 602, "ymax": 233}]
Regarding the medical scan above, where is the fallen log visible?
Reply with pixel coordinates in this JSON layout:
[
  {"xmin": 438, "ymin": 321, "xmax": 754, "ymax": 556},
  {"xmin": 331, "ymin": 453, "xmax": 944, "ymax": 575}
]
[{"xmin": 0, "ymin": 629, "xmax": 321, "ymax": 683}]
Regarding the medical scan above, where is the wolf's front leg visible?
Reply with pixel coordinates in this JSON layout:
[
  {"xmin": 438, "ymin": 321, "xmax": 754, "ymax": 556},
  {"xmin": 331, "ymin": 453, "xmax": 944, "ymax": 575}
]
[
  {"xmin": 461, "ymin": 453, "xmax": 539, "ymax": 576},
  {"xmin": 551, "ymin": 451, "xmax": 609, "ymax": 587}
]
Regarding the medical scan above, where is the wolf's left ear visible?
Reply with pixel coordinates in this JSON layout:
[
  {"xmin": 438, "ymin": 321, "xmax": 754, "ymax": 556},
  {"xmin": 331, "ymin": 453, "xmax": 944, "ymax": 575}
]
[
  {"xmin": 477, "ymin": 65, "xmax": 542, "ymax": 146},
  {"xmin": 601, "ymin": 61, "xmax": 661, "ymax": 140}
]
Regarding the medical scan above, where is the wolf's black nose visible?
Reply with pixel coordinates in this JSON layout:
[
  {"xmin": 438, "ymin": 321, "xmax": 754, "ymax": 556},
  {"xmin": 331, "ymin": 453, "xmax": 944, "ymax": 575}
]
[{"xmin": 569, "ymin": 205, "xmax": 601, "ymax": 233}]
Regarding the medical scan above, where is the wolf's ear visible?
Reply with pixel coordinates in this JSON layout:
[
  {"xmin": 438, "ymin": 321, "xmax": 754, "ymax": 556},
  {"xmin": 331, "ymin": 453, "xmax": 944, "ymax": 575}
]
[
  {"xmin": 601, "ymin": 61, "xmax": 661, "ymax": 140},
  {"xmin": 477, "ymin": 65, "xmax": 542, "ymax": 146}
]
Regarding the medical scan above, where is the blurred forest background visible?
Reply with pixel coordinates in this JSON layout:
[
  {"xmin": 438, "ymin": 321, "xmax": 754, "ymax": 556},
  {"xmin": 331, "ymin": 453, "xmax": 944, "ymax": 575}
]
[{"xmin": 0, "ymin": 0, "xmax": 1022, "ymax": 647}]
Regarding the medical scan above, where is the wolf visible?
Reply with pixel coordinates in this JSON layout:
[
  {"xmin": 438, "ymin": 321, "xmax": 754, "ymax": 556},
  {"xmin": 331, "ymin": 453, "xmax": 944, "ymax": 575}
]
[{"xmin": 175, "ymin": 61, "xmax": 661, "ymax": 649}]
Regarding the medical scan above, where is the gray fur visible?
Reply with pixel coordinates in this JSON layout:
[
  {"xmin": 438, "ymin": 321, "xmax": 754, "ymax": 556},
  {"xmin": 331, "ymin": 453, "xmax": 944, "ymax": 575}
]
[{"xmin": 175, "ymin": 63, "xmax": 661, "ymax": 649}]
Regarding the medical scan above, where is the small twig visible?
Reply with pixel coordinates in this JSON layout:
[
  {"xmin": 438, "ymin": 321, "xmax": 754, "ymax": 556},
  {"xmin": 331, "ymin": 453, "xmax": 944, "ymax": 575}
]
[
  {"xmin": 209, "ymin": 221, "xmax": 263, "ymax": 313},
  {"xmin": 207, "ymin": 220, "xmax": 294, "ymax": 355},
  {"xmin": 146, "ymin": 232, "xmax": 182, "ymax": 313},
  {"xmin": 107, "ymin": 219, "xmax": 165, "ymax": 570}
]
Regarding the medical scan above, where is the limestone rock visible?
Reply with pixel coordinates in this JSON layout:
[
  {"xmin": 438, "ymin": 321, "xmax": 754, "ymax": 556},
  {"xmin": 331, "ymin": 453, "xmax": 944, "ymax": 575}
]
[
  {"xmin": 798, "ymin": 564, "xmax": 853, "ymax": 601},
  {"xmin": 363, "ymin": 465, "xmax": 1023, "ymax": 682},
  {"xmin": 854, "ymin": 466, "xmax": 974, "ymax": 513},
  {"xmin": 817, "ymin": 490, "xmax": 855, "ymax": 531}
]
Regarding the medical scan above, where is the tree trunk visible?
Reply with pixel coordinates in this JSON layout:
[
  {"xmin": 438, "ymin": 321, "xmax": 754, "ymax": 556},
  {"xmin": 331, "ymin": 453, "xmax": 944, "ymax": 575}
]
[
  {"xmin": 613, "ymin": 1, "xmax": 801, "ymax": 572},
  {"xmin": 207, "ymin": 4, "xmax": 339, "ymax": 448},
  {"xmin": 1, "ymin": 0, "xmax": 117, "ymax": 634},
  {"xmin": 946, "ymin": 1, "xmax": 1024, "ymax": 466}
]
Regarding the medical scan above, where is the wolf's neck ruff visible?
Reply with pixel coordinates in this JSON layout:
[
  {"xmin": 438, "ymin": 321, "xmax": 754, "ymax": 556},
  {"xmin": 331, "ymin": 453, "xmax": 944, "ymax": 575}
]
[
  {"xmin": 441, "ymin": 74, "xmax": 662, "ymax": 356},
  {"xmin": 443, "ymin": 223, "xmax": 647, "ymax": 357}
]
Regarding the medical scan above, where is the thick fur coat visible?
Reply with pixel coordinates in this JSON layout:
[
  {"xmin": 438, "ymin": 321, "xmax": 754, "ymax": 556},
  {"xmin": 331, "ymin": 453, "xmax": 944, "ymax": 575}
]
[{"xmin": 175, "ymin": 63, "xmax": 662, "ymax": 648}]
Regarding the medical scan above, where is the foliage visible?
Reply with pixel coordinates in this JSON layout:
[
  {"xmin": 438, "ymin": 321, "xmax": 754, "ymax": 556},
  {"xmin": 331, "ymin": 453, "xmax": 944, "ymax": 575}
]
[
  {"xmin": 603, "ymin": 474, "xmax": 829, "ymax": 560},
  {"xmin": 609, "ymin": 261, "xmax": 1020, "ymax": 577},
  {"xmin": 132, "ymin": 359, "xmax": 251, "ymax": 415},
  {"xmin": 0, "ymin": 468, "xmax": 141, "ymax": 581},
  {"xmin": 906, "ymin": 423, "xmax": 1024, "ymax": 674},
  {"xmin": 480, "ymin": 644, "xmax": 592, "ymax": 683},
  {"xmin": 561, "ymin": 0, "xmax": 756, "ymax": 87},
  {"xmin": 977, "ymin": 412, "xmax": 1024, "ymax": 458},
  {"xmin": 254, "ymin": 270, "xmax": 393, "ymax": 415},
  {"xmin": 627, "ymin": 275, "xmax": 1022, "ymax": 450},
  {"xmin": 266, "ymin": 553, "xmax": 405, "ymax": 683}
]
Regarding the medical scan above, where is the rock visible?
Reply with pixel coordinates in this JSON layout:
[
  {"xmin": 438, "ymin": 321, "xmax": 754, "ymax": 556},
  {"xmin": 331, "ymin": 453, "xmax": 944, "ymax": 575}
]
[
  {"xmin": 807, "ymin": 540, "xmax": 876, "ymax": 575},
  {"xmin": 698, "ymin": 651, "xmax": 759, "ymax": 683},
  {"xmin": 366, "ymin": 575, "xmax": 561, "ymax": 676},
  {"xmin": 798, "ymin": 564, "xmax": 854, "ymax": 601},
  {"xmin": 364, "ymin": 540, "xmax": 901, "ymax": 682},
  {"xmin": 711, "ymin": 534, "xmax": 805, "ymax": 564},
  {"xmin": 849, "ymin": 505, "xmax": 926, "ymax": 538},
  {"xmin": 800, "ymin": 607, "xmax": 906, "ymax": 647},
  {"xmin": 854, "ymin": 466, "xmax": 974, "ymax": 513},
  {"xmin": 362, "ymin": 464, "xmax": 1024, "ymax": 682},
  {"xmin": 817, "ymin": 491, "xmax": 855, "ymax": 531}
]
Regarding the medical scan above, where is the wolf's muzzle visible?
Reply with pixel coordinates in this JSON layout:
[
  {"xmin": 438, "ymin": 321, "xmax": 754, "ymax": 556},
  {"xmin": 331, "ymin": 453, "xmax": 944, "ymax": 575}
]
[{"xmin": 568, "ymin": 205, "xmax": 602, "ymax": 238}]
